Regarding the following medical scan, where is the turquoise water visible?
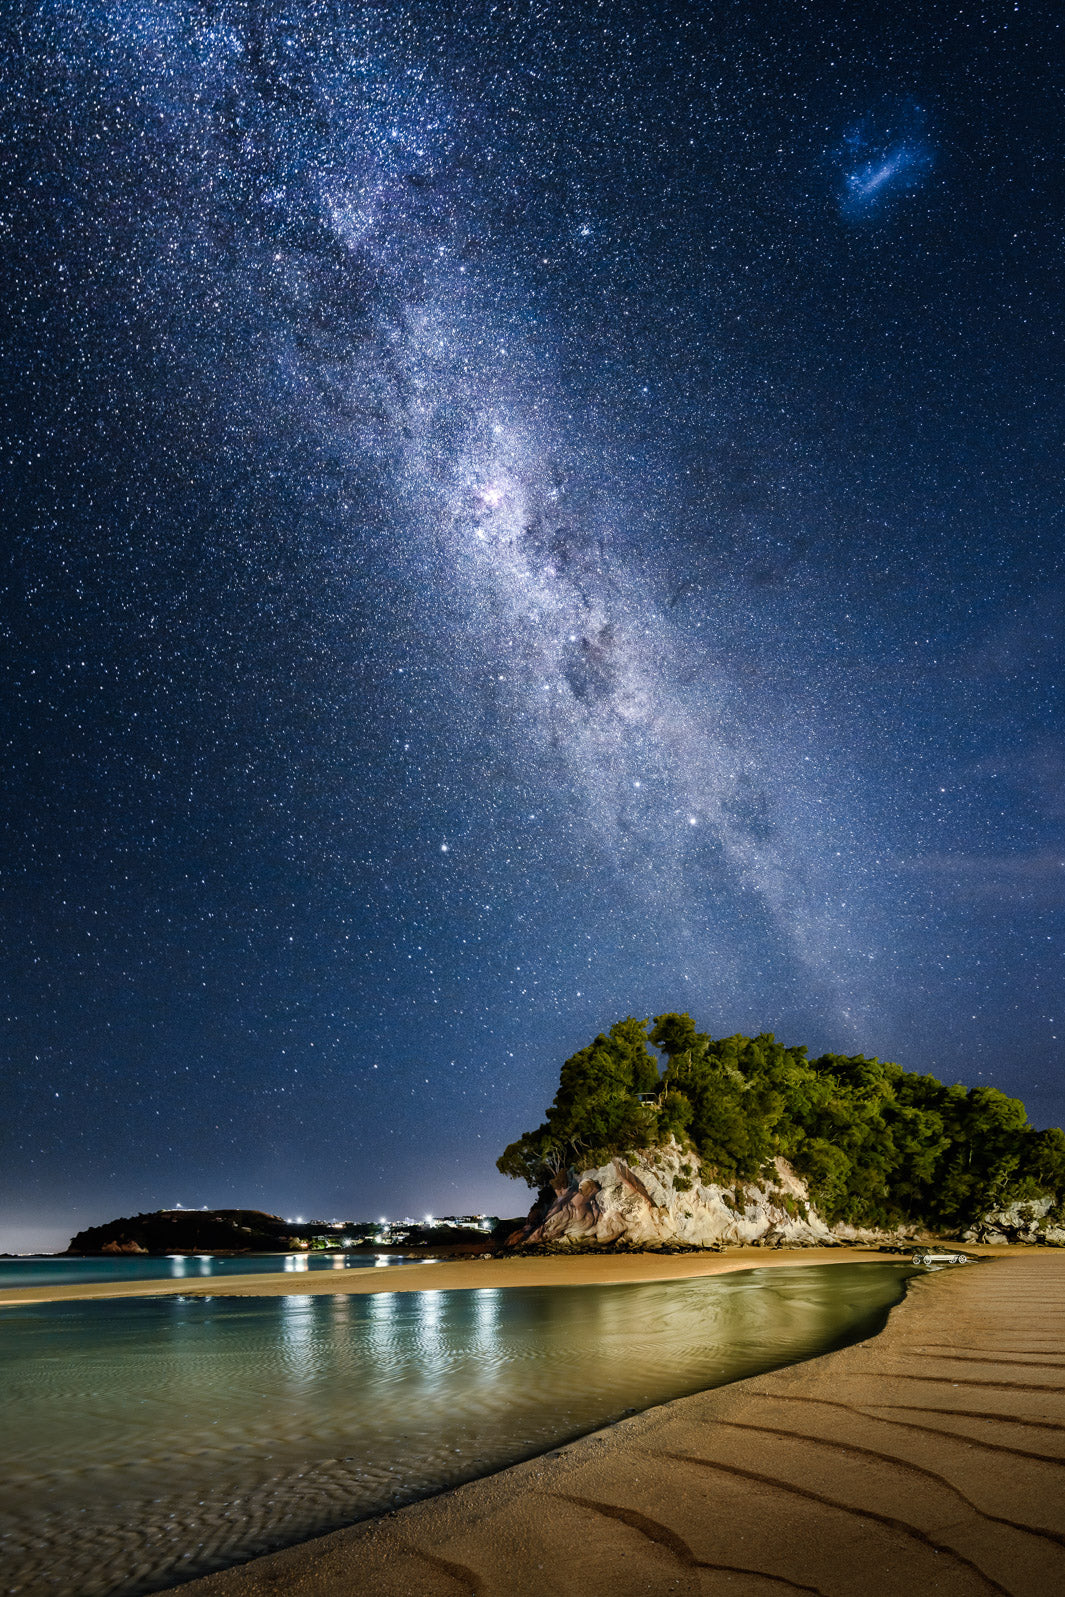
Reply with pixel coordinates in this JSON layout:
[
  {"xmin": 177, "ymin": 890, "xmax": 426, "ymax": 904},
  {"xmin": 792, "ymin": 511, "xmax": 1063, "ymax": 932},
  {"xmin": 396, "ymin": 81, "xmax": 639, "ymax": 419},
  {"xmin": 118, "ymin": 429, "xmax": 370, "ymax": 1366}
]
[
  {"xmin": 0, "ymin": 1253, "xmax": 414, "ymax": 1291},
  {"xmin": 0, "ymin": 1263, "xmax": 912, "ymax": 1597}
]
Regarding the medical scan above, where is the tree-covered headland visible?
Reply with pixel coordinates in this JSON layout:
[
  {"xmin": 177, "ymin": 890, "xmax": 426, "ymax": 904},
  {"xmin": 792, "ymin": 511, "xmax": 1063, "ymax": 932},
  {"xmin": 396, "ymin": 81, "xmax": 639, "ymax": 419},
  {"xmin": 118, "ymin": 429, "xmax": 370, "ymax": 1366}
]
[{"xmin": 498, "ymin": 1015, "xmax": 1065, "ymax": 1231}]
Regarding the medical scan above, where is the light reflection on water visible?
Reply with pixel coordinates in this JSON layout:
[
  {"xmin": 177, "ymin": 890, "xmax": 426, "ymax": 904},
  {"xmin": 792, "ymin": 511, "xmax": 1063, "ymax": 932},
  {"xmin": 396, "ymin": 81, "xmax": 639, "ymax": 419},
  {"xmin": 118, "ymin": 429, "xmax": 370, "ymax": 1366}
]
[
  {"xmin": 0, "ymin": 1253, "xmax": 412, "ymax": 1290},
  {"xmin": 0, "ymin": 1263, "xmax": 912, "ymax": 1597}
]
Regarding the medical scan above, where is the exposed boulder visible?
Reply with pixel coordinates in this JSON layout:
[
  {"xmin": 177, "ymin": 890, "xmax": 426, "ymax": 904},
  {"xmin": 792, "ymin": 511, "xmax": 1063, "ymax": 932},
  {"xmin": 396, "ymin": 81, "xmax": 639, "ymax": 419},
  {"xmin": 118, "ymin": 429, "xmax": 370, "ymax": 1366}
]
[
  {"xmin": 100, "ymin": 1238, "xmax": 148, "ymax": 1255},
  {"xmin": 963, "ymin": 1195, "xmax": 1065, "ymax": 1247},
  {"xmin": 512, "ymin": 1140, "xmax": 913, "ymax": 1250}
]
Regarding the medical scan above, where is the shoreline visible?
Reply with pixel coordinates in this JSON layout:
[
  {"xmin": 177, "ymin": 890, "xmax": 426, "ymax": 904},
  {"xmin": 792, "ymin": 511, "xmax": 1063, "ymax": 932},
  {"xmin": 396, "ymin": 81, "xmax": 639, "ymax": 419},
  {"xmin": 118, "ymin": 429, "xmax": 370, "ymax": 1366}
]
[
  {"xmin": 0, "ymin": 1243, "xmax": 941, "ymax": 1308},
  {"xmin": 176, "ymin": 1246, "xmax": 1065, "ymax": 1596}
]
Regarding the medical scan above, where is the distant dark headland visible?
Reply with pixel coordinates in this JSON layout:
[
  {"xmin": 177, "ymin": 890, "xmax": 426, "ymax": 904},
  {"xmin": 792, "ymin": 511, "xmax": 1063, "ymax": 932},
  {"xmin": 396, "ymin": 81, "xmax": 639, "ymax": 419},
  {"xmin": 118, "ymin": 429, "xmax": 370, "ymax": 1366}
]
[
  {"xmin": 64, "ymin": 1209, "xmax": 520, "ymax": 1257},
  {"xmin": 66, "ymin": 1209, "xmax": 299, "ymax": 1256}
]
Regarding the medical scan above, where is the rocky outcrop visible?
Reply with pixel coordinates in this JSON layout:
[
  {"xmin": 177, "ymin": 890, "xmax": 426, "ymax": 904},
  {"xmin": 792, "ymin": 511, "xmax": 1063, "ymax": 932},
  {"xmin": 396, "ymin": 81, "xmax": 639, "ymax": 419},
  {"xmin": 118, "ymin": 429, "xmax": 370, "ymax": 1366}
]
[
  {"xmin": 962, "ymin": 1195, "xmax": 1065, "ymax": 1247},
  {"xmin": 100, "ymin": 1239, "xmax": 148, "ymax": 1255},
  {"xmin": 512, "ymin": 1140, "xmax": 916, "ymax": 1250}
]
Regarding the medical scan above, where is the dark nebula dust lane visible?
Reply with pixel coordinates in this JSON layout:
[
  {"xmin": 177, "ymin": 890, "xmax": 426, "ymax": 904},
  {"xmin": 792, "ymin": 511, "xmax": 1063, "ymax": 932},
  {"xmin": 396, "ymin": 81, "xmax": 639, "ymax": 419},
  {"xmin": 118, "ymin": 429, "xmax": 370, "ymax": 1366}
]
[{"xmin": 1, "ymin": 2, "xmax": 1062, "ymax": 1248}]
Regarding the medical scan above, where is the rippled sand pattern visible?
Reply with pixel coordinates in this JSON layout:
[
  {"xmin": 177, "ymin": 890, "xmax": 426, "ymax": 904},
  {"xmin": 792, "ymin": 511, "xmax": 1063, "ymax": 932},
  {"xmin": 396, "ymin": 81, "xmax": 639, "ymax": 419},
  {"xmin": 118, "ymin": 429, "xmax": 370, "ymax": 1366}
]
[{"xmin": 0, "ymin": 1264, "xmax": 909, "ymax": 1596}]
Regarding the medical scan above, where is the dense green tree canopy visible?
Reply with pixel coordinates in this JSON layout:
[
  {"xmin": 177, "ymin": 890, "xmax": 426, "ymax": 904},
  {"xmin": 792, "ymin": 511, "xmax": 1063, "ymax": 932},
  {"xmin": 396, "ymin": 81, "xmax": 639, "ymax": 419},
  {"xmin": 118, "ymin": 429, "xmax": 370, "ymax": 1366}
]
[{"xmin": 498, "ymin": 1014, "xmax": 1065, "ymax": 1230}]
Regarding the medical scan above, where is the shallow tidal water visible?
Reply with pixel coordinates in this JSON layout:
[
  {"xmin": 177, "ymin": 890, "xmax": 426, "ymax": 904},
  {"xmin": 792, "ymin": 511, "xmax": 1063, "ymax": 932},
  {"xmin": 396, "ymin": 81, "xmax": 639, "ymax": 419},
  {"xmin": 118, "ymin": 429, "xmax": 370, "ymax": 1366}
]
[
  {"xmin": 0, "ymin": 1252, "xmax": 413, "ymax": 1292},
  {"xmin": 0, "ymin": 1262, "xmax": 912, "ymax": 1597}
]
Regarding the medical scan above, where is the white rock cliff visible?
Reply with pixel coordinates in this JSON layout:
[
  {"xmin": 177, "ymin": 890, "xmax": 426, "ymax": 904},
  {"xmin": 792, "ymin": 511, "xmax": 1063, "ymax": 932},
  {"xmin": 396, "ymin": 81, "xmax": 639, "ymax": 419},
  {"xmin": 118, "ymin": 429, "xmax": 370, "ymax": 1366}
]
[{"xmin": 514, "ymin": 1139, "xmax": 913, "ymax": 1249}]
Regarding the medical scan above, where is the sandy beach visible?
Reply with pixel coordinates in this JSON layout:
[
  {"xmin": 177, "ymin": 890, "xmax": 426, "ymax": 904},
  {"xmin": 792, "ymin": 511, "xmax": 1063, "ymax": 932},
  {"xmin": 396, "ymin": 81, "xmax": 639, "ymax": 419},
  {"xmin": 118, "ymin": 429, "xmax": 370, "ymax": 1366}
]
[
  {"xmin": 7, "ymin": 1246, "xmax": 1063, "ymax": 1594},
  {"xmin": 0, "ymin": 1244, "xmax": 901, "ymax": 1307},
  {"xmin": 161, "ymin": 1246, "xmax": 1065, "ymax": 1597}
]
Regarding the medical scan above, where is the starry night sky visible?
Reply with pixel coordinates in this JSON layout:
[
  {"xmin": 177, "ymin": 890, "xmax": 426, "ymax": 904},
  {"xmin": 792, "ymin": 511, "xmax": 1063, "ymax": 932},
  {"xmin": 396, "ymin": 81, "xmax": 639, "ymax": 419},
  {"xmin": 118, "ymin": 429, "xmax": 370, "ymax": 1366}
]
[{"xmin": 2, "ymin": 1, "xmax": 1063, "ymax": 1252}]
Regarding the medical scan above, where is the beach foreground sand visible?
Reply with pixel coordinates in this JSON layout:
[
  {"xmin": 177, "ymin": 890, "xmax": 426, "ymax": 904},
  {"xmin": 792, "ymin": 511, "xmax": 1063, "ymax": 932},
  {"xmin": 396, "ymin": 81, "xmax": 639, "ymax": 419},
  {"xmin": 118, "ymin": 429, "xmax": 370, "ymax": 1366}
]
[{"xmin": 167, "ymin": 1248, "xmax": 1065, "ymax": 1597}]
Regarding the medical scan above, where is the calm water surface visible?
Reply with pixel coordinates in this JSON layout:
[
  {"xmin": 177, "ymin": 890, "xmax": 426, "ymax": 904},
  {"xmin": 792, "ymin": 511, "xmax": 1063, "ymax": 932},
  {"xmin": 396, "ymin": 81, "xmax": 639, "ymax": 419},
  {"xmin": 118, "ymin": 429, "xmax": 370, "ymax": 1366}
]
[
  {"xmin": 0, "ymin": 1262, "xmax": 912, "ymax": 1597},
  {"xmin": 0, "ymin": 1253, "xmax": 413, "ymax": 1290}
]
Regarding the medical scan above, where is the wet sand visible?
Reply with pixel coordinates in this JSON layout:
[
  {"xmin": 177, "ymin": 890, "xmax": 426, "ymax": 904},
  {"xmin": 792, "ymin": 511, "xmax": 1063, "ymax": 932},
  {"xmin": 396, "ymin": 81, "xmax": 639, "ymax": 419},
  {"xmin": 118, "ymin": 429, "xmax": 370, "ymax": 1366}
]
[
  {"xmin": 174, "ymin": 1248, "xmax": 1065, "ymax": 1597},
  {"xmin": 0, "ymin": 1245, "xmax": 900, "ymax": 1307}
]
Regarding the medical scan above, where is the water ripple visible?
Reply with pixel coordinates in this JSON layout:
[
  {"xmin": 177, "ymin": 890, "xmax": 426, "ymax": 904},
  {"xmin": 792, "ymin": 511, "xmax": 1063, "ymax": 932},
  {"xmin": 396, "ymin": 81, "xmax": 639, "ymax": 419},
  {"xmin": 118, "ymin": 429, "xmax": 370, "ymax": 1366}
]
[{"xmin": 0, "ymin": 1264, "xmax": 910, "ymax": 1596}]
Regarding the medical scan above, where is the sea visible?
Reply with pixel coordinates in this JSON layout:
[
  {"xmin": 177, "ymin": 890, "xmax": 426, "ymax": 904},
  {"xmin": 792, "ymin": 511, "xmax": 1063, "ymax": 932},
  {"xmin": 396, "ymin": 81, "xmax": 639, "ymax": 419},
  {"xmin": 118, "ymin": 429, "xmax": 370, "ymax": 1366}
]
[
  {"xmin": 0, "ymin": 1250, "xmax": 414, "ymax": 1291},
  {"xmin": 0, "ymin": 1259, "xmax": 914, "ymax": 1597}
]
